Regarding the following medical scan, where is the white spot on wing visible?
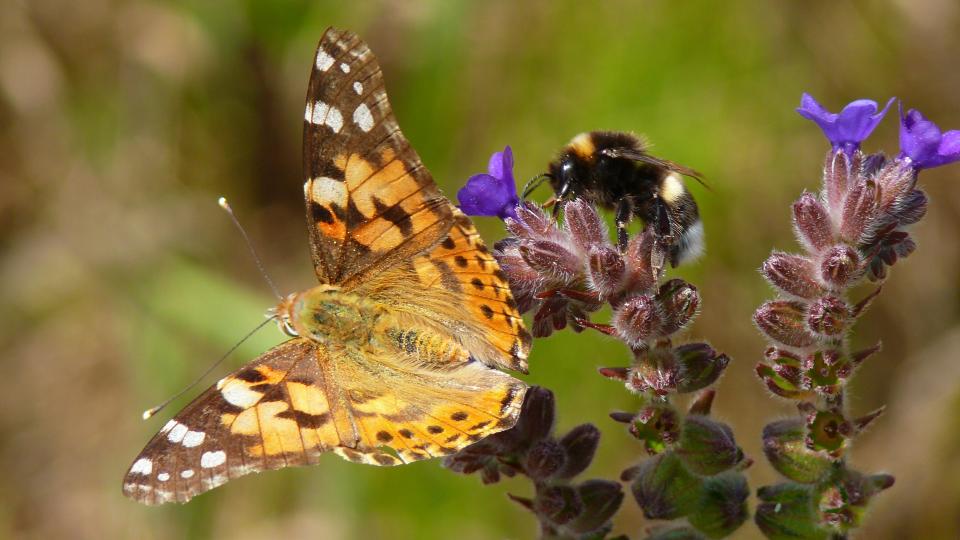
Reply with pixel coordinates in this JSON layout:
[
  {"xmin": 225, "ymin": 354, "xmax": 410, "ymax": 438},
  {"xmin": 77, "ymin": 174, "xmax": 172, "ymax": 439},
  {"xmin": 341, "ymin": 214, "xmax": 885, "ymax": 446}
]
[
  {"xmin": 315, "ymin": 48, "xmax": 334, "ymax": 71},
  {"xmin": 180, "ymin": 469, "xmax": 195, "ymax": 479},
  {"xmin": 160, "ymin": 420, "xmax": 176, "ymax": 434},
  {"xmin": 310, "ymin": 176, "xmax": 347, "ymax": 204},
  {"xmin": 353, "ymin": 81, "xmax": 363, "ymax": 95},
  {"xmin": 167, "ymin": 422, "xmax": 188, "ymax": 444},
  {"xmin": 130, "ymin": 458, "xmax": 153, "ymax": 475},
  {"xmin": 201, "ymin": 450, "xmax": 227, "ymax": 468},
  {"xmin": 157, "ymin": 472, "xmax": 170, "ymax": 482},
  {"xmin": 353, "ymin": 103, "xmax": 374, "ymax": 132},
  {"xmin": 309, "ymin": 101, "xmax": 343, "ymax": 133},
  {"xmin": 340, "ymin": 62, "xmax": 350, "ymax": 73},
  {"xmin": 182, "ymin": 430, "xmax": 206, "ymax": 448},
  {"xmin": 221, "ymin": 380, "xmax": 262, "ymax": 408}
]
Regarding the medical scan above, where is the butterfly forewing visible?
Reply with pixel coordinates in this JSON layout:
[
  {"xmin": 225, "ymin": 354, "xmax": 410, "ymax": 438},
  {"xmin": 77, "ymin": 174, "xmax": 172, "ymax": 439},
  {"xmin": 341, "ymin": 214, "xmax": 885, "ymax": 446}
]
[{"xmin": 303, "ymin": 27, "xmax": 453, "ymax": 287}]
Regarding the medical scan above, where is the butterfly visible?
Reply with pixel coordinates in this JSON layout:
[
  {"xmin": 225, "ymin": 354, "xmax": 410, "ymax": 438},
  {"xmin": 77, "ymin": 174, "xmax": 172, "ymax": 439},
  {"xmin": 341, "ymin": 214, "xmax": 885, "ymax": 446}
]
[{"xmin": 122, "ymin": 27, "xmax": 532, "ymax": 505}]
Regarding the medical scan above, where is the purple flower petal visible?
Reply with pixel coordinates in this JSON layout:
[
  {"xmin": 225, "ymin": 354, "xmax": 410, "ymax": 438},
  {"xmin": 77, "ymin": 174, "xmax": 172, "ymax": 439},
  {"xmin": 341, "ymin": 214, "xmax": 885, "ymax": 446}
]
[
  {"xmin": 797, "ymin": 93, "xmax": 893, "ymax": 153},
  {"xmin": 898, "ymin": 105, "xmax": 960, "ymax": 169},
  {"xmin": 457, "ymin": 145, "xmax": 519, "ymax": 220}
]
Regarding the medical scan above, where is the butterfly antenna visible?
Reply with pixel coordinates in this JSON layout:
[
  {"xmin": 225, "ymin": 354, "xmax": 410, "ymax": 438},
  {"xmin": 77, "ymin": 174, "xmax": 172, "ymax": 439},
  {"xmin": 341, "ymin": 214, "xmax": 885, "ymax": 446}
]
[
  {"xmin": 141, "ymin": 316, "xmax": 275, "ymax": 420},
  {"xmin": 218, "ymin": 197, "xmax": 282, "ymax": 299}
]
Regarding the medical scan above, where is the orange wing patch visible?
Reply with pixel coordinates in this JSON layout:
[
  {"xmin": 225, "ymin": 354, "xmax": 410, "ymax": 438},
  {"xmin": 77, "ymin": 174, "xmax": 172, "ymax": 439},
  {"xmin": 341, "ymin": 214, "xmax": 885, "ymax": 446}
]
[{"xmin": 414, "ymin": 210, "xmax": 532, "ymax": 372}]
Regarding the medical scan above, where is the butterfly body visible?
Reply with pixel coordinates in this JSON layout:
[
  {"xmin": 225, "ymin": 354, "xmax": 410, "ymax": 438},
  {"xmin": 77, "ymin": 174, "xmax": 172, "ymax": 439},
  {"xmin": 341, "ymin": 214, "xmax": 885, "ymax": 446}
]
[{"xmin": 124, "ymin": 28, "xmax": 531, "ymax": 505}]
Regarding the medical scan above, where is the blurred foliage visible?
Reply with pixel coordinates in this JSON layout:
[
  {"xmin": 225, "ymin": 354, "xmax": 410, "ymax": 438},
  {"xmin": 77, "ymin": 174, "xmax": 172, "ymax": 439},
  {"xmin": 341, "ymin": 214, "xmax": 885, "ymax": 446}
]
[{"xmin": 1, "ymin": 0, "xmax": 959, "ymax": 539}]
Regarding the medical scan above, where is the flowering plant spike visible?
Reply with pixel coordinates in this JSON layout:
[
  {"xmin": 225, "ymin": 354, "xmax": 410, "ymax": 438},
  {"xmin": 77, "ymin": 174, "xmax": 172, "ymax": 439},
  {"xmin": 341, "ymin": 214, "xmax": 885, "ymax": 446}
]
[
  {"xmin": 754, "ymin": 94, "xmax": 959, "ymax": 538},
  {"xmin": 450, "ymin": 144, "xmax": 748, "ymax": 538}
]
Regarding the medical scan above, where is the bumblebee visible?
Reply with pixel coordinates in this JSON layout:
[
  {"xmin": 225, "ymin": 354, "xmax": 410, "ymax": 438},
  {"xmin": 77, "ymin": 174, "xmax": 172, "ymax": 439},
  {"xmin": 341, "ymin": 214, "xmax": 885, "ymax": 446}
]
[{"xmin": 525, "ymin": 131, "xmax": 704, "ymax": 267}]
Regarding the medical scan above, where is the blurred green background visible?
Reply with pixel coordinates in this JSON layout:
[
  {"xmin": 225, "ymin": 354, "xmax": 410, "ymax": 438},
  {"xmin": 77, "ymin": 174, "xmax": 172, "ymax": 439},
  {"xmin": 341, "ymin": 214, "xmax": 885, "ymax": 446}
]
[{"xmin": 2, "ymin": 1, "xmax": 959, "ymax": 538}]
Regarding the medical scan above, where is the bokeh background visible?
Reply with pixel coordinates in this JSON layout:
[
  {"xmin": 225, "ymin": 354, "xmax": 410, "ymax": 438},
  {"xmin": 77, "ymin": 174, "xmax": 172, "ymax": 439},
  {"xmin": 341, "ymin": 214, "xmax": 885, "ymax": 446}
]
[{"xmin": 2, "ymin": 1, "xmax": 959, "ymax": 538}]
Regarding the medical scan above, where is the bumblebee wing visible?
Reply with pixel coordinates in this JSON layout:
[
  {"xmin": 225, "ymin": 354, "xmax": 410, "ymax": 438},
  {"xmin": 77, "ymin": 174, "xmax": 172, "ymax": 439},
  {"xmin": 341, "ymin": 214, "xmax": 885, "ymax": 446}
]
[{"xmin": 600, "ymin": 147, "xmax": 706, "ymax": 186}]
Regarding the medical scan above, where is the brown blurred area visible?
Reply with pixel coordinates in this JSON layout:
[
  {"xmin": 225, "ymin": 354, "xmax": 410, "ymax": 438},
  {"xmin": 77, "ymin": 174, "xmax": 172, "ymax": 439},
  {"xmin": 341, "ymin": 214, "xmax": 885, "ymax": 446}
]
[{"xmin": 1, "ymin": 1, "xmax": 959, "ymax": 538}]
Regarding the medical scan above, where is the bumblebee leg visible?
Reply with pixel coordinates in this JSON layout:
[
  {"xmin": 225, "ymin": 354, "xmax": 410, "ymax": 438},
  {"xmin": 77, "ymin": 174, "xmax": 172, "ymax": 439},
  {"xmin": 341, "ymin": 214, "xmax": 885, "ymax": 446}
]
[
  {"xmin": 651, "ymin": 195, "xmax": 679, "ymax": 267},
  {"xmin": 615, "ymin": 198, "xmax": 633, "ymax": 251}
]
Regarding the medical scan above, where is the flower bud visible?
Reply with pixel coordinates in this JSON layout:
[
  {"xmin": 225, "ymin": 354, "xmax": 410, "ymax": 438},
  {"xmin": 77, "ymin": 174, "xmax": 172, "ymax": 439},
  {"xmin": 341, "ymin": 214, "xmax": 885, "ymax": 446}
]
[
  {"xmin": 762, "ymin": 418, "xmax": 833, "ymax": 483},
  {"xmin": 624, "ymin": 229, "xmax": 657, "ymax": 291},
  {"xmin": 816, "ymin": 469, "xmax": 895, "ymax": 530},
  {"xmin": 556, "ymin": 424, "xmax": 601, "ymax": 479},
  {"xmin": 656, "ymin": 279, "xmax": 700, "ymax": 335},
  {"xmin": 587, "ymin": 245, "xmax": 626, "ymax": 299},
  {"xmin": 510, "ymin": 386, "xmax": 555, "ymax": 448},
  {"xmin": 755, "ymin": 362, "xmax": 811, "ymax": 399},
  {"xmin": 754, "ymin": 300, "xmax": 817, "ymax": 348},
  {"xmin": 519, "ymin": 239, "xmax": 582, "ymax": 283},
  {"xmin": 889, "ymin": 188, "xmax": 927, "ymax": 226},
  {"xmin": 614, "ymin": 295, "xmax": 663, "ymax": 347},
  {"xmin": 762, "ymin": 252, "xmax": 823, "ymax": 299},
  {"xmin": 755, "ymin": 483, "xmax": 828, "ymax": 540},
  {"xmin": 675, "ymin": 415, "xmax": 743, "ymax": 475},
  {"xmin": 803, "ymin": 406, "xmax": 849, "ymax": 457},
  {"xmin": 675, "ymin": 342, "xmax": 730, "ymax": 393},
  {"xmin": 564, "ymin": 198, "xmax": 608, "ymax": 252},
  {"xmin": 687, "ymin": 471, "xmax": 750, "ymax": 539},
  {"xmin": 565, "ymin": 479, "xmax": 624, "ymax": 535},
  {"xmin": 506, "ymin": 202, "xmax": 555, "ymax": 240},
  {"xmin": 526, "ymin": 439, "xmax": 566, "ymax": 480},
  {"xmin": 630, "ymin": 452, "xmax": 703, "ymax": 520},
  {"xmin": 534, "ymin": 484, "xmax": 584, "ymax": 526},
  {"xmin": 820, "ymin": 245, "xmax": 860, "ymax": 287},
  {"xmin": 840, "ymin": 180, "xmax": 879, "ymax": 243},
  {"xmin": 807, "ymin": 296, "xmax": 850, "ymax": 336},
  {"xmin": 793, "ymin": 192, "xmax": 834, "ymax": 253},
  {"xmin": 629, "ymin": 403, "xmax": 680, "ymax": 454}
]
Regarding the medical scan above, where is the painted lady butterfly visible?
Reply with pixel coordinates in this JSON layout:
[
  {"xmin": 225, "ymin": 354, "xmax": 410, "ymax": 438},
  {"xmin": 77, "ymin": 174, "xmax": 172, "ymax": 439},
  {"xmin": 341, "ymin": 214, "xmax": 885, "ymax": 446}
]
[{"xmin": 123, "ymin": 27, "xmax": 532, "ymax": 505}]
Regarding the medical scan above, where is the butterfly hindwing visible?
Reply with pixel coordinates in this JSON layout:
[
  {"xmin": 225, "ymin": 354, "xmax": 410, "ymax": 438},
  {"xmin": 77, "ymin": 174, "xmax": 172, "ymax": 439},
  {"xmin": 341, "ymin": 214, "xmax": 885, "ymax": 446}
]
[
  {"xmin": 123, "ymin": 339, "xmax": 330, "ymax": 505},
  {"xmin": 303, "ymin": 27, "xmax": 453, "ymax": 287},
  {"xmin": 412, "ymin": 209, "xmax": 532, "ymax": 372}
]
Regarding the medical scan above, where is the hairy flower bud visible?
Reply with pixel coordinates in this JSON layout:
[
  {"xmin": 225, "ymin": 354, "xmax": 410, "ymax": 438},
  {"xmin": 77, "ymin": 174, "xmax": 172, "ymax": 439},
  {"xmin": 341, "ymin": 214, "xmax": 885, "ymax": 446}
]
[
  {"xmin": 807, "ymin": 296, "xmax": 850, "ymax": 336},
  {"xmin": 656, "ymin": 279, "xmax": 700, "ymax": 335},
  {"xmin": 566, "ymin": 479, "xmax": 624, "ymax": 535},
  {"xmin": 675, "ymin": 415, "xmax": 744, "ymax": 475},
  {"xmin": 793, "ymin": 192, "xmax": 834, "ymax": 253},
  {"xmin": 630, "ymin": 452, "xmax": 703, "ymax": 520},
  {"xmin": 754, "ymin": 300, "xmax": 817, "ymax": 348},
  {"xmin": 614, "ymin": 295, "xmax": 663, "ymax": 346},
  {"xmin": 624, "ymin": 229, "xmax": 657, "ymax": 291},
  {"xmin": 557, "ymin": 424, "xmax": 601, "ymax": 479},
  {"xmin": 840, "ymin": 180, "xmax": 879, "ymax": 243},
  {"xmin": 675, "ymin": 342, "xmax": 730, "ymax": 393},
  {"xmin": 820, "ymin": 245, "xmax": 860, "ymax": 287},
  {"xmin": 587, "ymin": 245, "xmax": 626, "ymax": 299},
  {"xmin": 630, "ymin": 403, "xmax": 680, "ymax": 454},
  {"xmin": 519, "ymin": 239, "xmax": 582, "ymax": 283},
  {"xmin": 506, "ymin": 202, "xmax": 556, "ymax": 240},
  {"xmin": 762, "ymin": 252, "xmax": 824, "ymax": 299},
  {"xmin": 535, "ymin": 484, "xmax": 584, "ymax": 526},
  {"xmin": 688, "ymin": 472, "xmax": 750, "ymax": 538},
  {"xmin": 526, "ymin": 439, "xmax": 566, "ymax": 480},
  {"xmin": 762, "ymin": 418, "xmax": 833, "ymax": 483},
  {"xmin": 755, "ymin": 483, "xmax": 828, "ymax": 540},
  {"xmin": 564, "ymin": 198, "xmax": 608, "ymax": 252}
]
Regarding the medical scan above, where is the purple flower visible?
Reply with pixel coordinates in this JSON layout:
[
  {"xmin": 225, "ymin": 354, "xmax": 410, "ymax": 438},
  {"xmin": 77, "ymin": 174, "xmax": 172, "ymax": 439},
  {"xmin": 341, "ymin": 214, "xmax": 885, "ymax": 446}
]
[
  {"xmin": 458, "ymin": 146, "xmax": 519, "ymax": 220},
  {"xmin": 797, "ymin": 93, "xmax": 894, "ymax": 154},
  {"xmin": 898, "ymin": 106, "xmax": 960, "ymax": 169}
]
